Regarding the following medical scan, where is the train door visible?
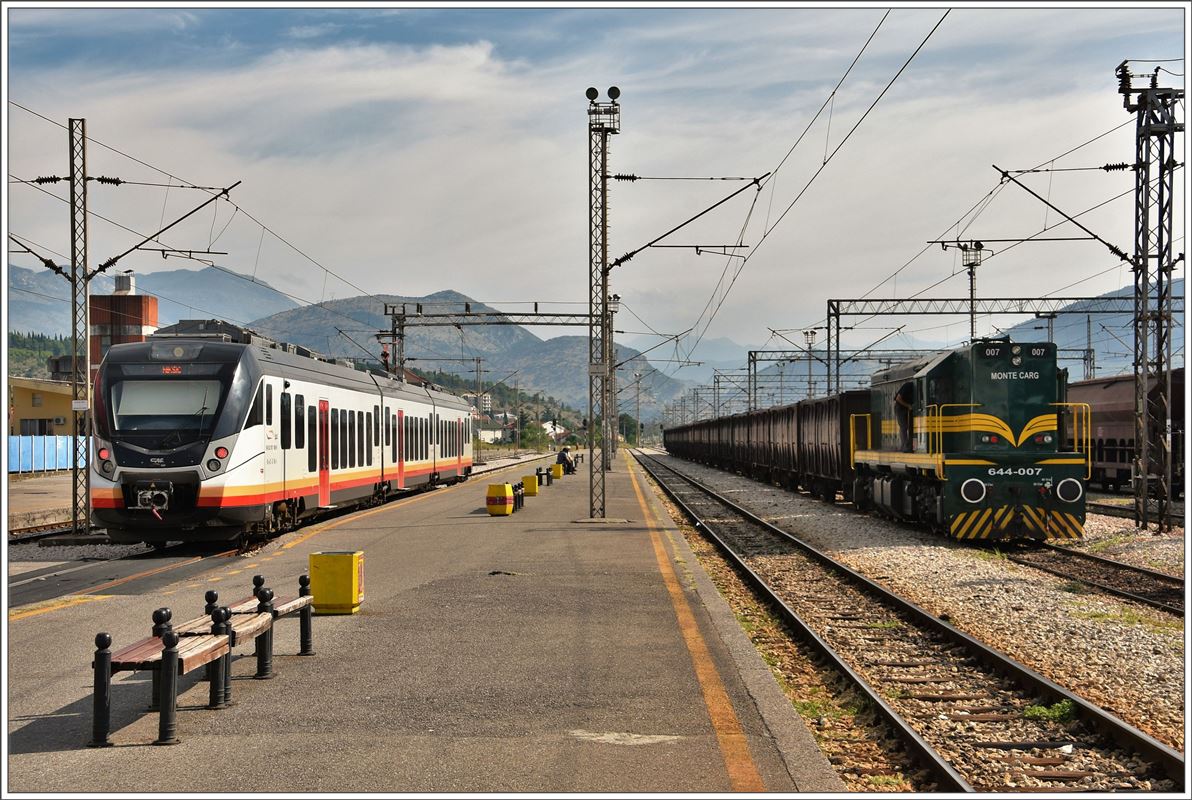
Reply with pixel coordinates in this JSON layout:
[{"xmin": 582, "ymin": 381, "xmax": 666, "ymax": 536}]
[
  {"xmin": 397, "ymin": 409, "xmax": 405, "ymax": 489},
  {"xmin": 457, "ymin": 418, "xmax": 463, "ymax": 474},
  {"xmin": 318, "ymin": 400, "xmax": 331, "ymax": 507}
]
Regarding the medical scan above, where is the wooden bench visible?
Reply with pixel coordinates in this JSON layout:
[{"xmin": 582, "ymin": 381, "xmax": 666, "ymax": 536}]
[
  {"xmin": 90, "ymin": 608, "xmax": 229, "ymax": 746},
  {"xmin": 89, "ymin": 574, "xmax": 315, "ymax": 747}
]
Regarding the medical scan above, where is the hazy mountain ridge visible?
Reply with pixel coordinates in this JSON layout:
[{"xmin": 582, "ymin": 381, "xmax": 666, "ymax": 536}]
[{"xmin": 7, "ymin": 264, "xmax": 299, "ymax": 337}]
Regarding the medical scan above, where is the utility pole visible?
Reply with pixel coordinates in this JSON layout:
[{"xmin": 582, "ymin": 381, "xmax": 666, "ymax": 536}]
[
  {"xmin": 514, "ymin": 376, "xmax": 520, "ymax": 452},
  {"xmin": 803, "ymin": 329, "xmax": 816, "ymax": 398},
  {"xmin": 634, "ymin": 371, "xmax": 641, "ymax": 449},
  {"xmin": 587, "ymin": 86, "xmax": 620, "ymax": 517},
  {"xmin": 1086, "ymin": 315, "xmax": 1096, "ymax": 380},
  {"xmin": 1035, "ymin": 312, "xmax": 1057, "ymax": 343},
  {"xmin": 68, "ymin": 119, "xmax": 90, "ymax": 535},
  {"xmin": 1118, "ymin": 61, "xmax": 1183, "ymax": 531},
  {"xmin": 960, "ymin": 242, "xmax": 986, "ymax": 342}
]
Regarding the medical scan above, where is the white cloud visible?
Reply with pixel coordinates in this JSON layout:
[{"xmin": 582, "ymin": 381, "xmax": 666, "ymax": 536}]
[{"xmin": 5, "ymin": 6, "xmax": 1185, "ymax": 368}]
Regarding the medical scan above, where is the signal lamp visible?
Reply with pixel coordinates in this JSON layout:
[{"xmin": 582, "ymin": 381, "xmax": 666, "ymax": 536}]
[
  {"xmin": 215, "ymin": 447, "xmax": 229, "ymax": 459},
  {"xmin": 101, "ymin": 460, "xmax": 114, "ymax": 474},
  {"xmin": 98, "ymin": 447, "xmax": 110, "ymax": 460},
  {"xmin": 207, "ymin": 459, "xmax": 222, "ymax": 472},
  {"xmin": 990, "ymin": 435, "xmax": 999, "ymax": 443}
]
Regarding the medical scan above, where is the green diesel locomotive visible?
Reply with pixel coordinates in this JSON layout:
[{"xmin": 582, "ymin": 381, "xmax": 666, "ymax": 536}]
[
  {"xmin": 663, "ymin": 338, "xmax": 1090, "ymax": 542},
  {"xmin": 856, "ymin": 338, "xmax": 1088, "ymax": 540}
]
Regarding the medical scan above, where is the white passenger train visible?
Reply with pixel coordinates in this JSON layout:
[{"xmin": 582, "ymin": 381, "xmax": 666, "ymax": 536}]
[{"xmin": 91, "ymin": 321, "xmax": 474, "ymax": 546}]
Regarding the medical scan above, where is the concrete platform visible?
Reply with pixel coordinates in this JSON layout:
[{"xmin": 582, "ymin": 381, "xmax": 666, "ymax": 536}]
[
  {"xmin": 6, "ymin": 450, "xmax": 841, "ymax": 793},
  {"xmin": 6, "ymin": 473, "xmax": 72, "ymax": 529}
]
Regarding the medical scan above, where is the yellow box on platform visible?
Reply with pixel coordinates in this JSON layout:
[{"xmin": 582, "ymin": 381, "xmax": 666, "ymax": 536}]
[
  {"xmin": 309, "ymin": 551, "xmax": 364, "ymax": 615},
  {"xmin": 551, "ymin": 463, "xmax": 564, "ymax": 479},
  {"xmin": 522, "ymin": 475, "xmax": 539, "ymax": 496},
  {"xmin": 486, "ymin": 483, "xmax": 515, "ymax": 516}
]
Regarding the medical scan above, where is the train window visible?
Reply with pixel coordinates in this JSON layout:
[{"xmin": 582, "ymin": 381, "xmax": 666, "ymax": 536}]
[
  {"xmin": 340, "ymin": 409, "xmax": 348, "ymax": 468},
  {"xmin": 266, "ymin": 384, "xmax": 273, "ymax": 426},
  {"xmin": 366, "ymin": 412, "xmax": 373, "ymax": 466},
  {"xmin": 245, "ymin": 385, "xmax": 263, "ymax": 429},
  {"xmin": 384, "ymin": 408, "xmax": 390, "ymax": 447},
  {"xmin": 295, "ymin": 395, "xmax": 305, "ymax": 449},
  {"xmin": 331, "ymin": 409, "xmax": 339, "ymax": 469},
  {"xmin": 391, "ymin": 414, "xmax": 397, "ymax": 463},
  {"xmin": 374, "ymin": 405, "xmax": 380, "ymax": 444},
  {"xmin": 308, "ymin": 407, "xmax": 317, "ymax": 472},
  {"xmin": 281, "ymin": 393, "xmax": 291, "ymax": 450},
  {"xmin": 349, "ymin": 410, "xmax": 356, "ymax": 468},
  {"xmin": 357, "ymin": 411, "xmax": 365, "ymax": 466}
]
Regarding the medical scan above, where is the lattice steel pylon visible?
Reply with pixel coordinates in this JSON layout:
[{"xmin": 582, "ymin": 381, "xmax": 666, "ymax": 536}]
[
  {"xmin": 587, "ymin": 88, "xmax": 620, "ymax": 518},
  {"xmin": 68, "ymin": 119, "xmax": 91, "ymax": 534},
  {"xmin": 1118, "ymin": 63, "xmax": 1184, "ymax": 531}
]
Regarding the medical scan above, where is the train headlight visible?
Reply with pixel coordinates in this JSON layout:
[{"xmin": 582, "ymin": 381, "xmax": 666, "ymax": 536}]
[
  {"xmin": 207, "ymin": 459, "xmax": 222, "ymax": 472},
  {"xmin": 1033, "ymin": 434, "xmax": 1055, "ymax": 444},
  {"xmin": 215, "ymin": 446, "xmax": 229, "ymax": 459},
  {"xmin": 1056, "ymin": 477, "xmax": 1083, "ymax": 503},
  {"xmin": 1011, "ymin": 356, "xmax": 1023, "ymax": 366},
  {"xmin": 1011, "ymin": 345, "xmax": 1021, "ymax": 355},
  {"xmin": 98, "ymin": 447, "xmax": 110, "ymax": 460},
  {"xmin": 101, "ymin": 460, "xmax": 115, "ymax": 474},
  {"xmin": 960, "ymin": 478, "xmax": 987, "ymax": 503}
]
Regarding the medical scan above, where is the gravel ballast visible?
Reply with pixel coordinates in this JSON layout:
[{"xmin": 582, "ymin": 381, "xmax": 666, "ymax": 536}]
[{"xmin": 648, "ymin": 453, "xmax": 1185, "ymax": 752}]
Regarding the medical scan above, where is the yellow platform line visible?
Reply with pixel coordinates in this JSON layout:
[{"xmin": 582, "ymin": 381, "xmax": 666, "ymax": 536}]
[
  {"xmin": 9, "ymin": 594, "xmax": 111, "ymax": 621},
  {"xmin": 627, "ymin": 459, "xmax": 765, "ymax": 792}
]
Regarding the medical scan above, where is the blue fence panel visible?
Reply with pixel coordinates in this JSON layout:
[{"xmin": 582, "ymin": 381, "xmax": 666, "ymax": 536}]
[{"xmin": 6, "ymin": 435, "xmax": 88, "ymax": 473}]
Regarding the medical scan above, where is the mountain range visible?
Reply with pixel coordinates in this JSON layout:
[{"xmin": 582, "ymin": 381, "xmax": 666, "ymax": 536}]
[
  {"xmin": 7, "ymin": 265, "xmax": 688, "ymax": 419},
  {"xmin": 8, "ymin": 263, "xmax": 1181, "ymax": 419}
]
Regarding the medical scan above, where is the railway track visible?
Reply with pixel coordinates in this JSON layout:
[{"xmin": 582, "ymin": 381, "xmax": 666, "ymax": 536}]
[
  {"xmin": 635, "ymin": 452, "xmax": 1183, "ymax": 793},
  {"xmin": 1006, "ymin": 544, "xmax": 1184, "ymax": 616},
  {"xmin": 1087, "ymin": 501, "xmax": 1184, "ymax": 526},
  {"xmin": 7, "ymin": 523, "xmax": 101, "ymax": 544}
]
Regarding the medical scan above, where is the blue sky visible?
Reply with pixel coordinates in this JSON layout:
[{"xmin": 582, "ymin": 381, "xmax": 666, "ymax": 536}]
[{"xmin": 4, "ymin": 4, "xmax": 1187, "ymax": 375}]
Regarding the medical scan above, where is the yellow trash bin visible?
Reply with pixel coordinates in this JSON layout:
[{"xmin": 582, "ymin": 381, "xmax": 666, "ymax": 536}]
[
  {"xmin": 486, "ymin": 483, "xmax": 515, "ymax": 516},
  {"xmin": 309, "ymin": 551, "xmax": 364, "ymax": 615},
  {"xmin": 523, "ymin": 475, "xmax": 539, "ymax": 496},
  {"xmin": 551, "ymin": 463, "xmax": 564, "ymax": 479}
]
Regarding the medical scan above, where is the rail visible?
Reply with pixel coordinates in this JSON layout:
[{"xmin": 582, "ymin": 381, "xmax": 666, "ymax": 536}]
[{"xmin": 636, "ymin": 452, "xmax": 1184, "ymax": 788}]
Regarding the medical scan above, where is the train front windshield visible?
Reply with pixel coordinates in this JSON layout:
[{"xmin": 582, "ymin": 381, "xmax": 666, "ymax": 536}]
[{"xmin": 108, "ymin": 378, "xmax": 224, "ymax": 448}]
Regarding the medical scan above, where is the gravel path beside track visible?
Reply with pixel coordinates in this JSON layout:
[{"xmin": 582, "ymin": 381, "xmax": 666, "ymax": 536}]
[{"xmin": 648, "ymin": 453, "xmax": 1185, "ymax": 752}]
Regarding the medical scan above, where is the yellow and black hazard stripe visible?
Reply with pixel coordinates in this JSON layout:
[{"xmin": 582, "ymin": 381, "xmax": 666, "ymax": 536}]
[
  {"xmin": 1019, "ymin": 506, "xmax": 1084, "ymax": 540},
  {"xmin": 951, "ymin": 505, "xmax": 1012, "ymax": 540}
]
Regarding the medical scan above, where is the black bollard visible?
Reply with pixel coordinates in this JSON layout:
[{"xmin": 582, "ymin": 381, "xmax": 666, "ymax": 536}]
[
  {"xmin": 88, "ymin": 633, "xmax": 114, "ymax": 747},
  {"xmin": 154, "ymin": 632, "xmax": 181, "ymax": 745},
  {"xmin": 208, "ymin": 608, "xmax": 228, "ymax": 709},
  {"xmin": 252, "ymin": 574, "xmax": 266, "ymax": 599},
  {"xmin": 148, "ymin": 608, "xmax": 172, "ymax": 712},
  {"xmin": 219, "ymin": 607, "xmax": 233, "ymax": 705},
  {"xmin": 203, "ymin": 589, "xmax": 219, "ymax": 617},
  {"xmin": 254, "ymin": 588, "xmax": 275, "ymax": 679},
  {"xmin": 298, "ymin": 575, "xmax": 315, "ymax": 656}
]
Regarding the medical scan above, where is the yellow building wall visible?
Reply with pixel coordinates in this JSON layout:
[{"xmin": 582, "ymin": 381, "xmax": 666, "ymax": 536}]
[{"xmin": 8, "ymin": 383, "xmax": 75, "ymax": 435}]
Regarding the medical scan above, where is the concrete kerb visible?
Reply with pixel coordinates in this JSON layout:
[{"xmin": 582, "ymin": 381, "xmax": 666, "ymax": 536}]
[{"xmin": 630, "ymin": 454, "xmax": 846, "ymax": 792}]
